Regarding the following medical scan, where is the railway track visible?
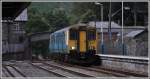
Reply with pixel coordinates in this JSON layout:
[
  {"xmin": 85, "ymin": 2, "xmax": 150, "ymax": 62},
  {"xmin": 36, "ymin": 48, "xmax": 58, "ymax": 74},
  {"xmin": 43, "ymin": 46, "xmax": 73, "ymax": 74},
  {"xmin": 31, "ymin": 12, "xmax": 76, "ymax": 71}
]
[
  {"xmin": 2, "ymin": 66, "xmax": 12, "ymax": 77},
  {"xmin": 60, "ymin": 63, "xmax": 129, "ymax": 77},
  {"xmin": 32, "ymin": 60, "xmax": 125, "ymax": 77},
  {"xmin": 44, "ymin": 60, "xmax": 143, "ymax": 77},
  {"xmin": 30, "ymin": 62, "xmax": 93, "ymax": 77},
  {"xmin": 3, "ymin": 65, "xmax": 26, "ymax": 77},
  {"xmin": 3, "ymin": 60, "xmax": 146, "ymax": 77}
]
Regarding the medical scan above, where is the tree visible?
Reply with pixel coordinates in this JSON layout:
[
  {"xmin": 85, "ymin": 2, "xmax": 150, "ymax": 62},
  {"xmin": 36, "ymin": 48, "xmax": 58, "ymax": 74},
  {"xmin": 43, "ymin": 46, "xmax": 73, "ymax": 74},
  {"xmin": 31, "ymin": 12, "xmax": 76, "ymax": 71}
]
[
  {"xmin": 44, "ymin": 9, "xmax": 70, "ymax": 32},
  {"xmin": 79, "ymin": 9, "xmax": 96, "ymax": 23},
  {"xmin": 25, "ymin": 15, "xmax": 49, "ymax": 33},
  {"xmin": 25, "ymin": 7, "xmax": 70, "ymax": 58}
]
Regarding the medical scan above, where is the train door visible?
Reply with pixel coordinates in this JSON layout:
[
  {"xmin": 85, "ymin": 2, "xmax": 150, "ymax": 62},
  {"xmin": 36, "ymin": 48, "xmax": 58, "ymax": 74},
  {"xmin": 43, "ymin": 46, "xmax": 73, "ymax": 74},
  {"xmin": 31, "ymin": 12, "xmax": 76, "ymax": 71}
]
[
  {"xmin": 79, "ymin": 31, "xmax": 86, "ymax": 53},
  {"xmin": 87, "ymin": 30, "xmax": 97, "ymax": 54}
]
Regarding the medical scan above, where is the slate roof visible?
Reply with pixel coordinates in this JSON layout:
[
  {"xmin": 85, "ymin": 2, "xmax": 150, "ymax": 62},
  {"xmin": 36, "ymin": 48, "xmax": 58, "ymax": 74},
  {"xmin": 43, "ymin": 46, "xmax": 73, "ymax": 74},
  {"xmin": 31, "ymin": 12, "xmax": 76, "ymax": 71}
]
[
  {"xmin": 15, "ymin": 9, "xmax": 28, "ymax": 21},
  {"xmin": 125, "ymin": 30, "xmax": 144, "ymax": 37},
  {"xmin": 88, "ymin": 21, "xmax": 121, "ymax": 28}
]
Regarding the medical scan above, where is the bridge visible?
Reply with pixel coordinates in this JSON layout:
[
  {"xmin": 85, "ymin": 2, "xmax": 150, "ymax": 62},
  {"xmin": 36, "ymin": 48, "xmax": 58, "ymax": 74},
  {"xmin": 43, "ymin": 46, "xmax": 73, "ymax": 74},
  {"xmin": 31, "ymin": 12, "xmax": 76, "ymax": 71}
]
[{"xmin": 29, "ymin": 31, "xmax": 51, "ymax": 42}]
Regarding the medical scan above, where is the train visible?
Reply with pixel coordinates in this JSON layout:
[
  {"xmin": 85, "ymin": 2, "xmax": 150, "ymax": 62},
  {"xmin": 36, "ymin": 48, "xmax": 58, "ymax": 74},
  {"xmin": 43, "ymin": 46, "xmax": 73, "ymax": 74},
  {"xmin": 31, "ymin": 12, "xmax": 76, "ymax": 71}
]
[{"xmin": 49, "ymin": 23, "xmax": 101, "ymax": 66}]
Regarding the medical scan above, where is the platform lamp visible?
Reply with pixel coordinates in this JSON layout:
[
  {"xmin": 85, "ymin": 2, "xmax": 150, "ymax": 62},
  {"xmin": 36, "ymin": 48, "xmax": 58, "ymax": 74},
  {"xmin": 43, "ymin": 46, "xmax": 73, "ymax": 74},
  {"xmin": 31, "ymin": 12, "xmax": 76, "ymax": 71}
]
[
  {"xmin": 120, "ymin": 1, "xmax": 130, "ymax": 55},
  {"xmin": 95, "ymin": 2, "xmax": 104, "ymax": 54},
  {"xmin": 109, "ymin": 1, "xmax": 130, "ymax": 55},
  {"xmin": 122, "ymin": 1, "xmax": 125, "ymax": 55}
]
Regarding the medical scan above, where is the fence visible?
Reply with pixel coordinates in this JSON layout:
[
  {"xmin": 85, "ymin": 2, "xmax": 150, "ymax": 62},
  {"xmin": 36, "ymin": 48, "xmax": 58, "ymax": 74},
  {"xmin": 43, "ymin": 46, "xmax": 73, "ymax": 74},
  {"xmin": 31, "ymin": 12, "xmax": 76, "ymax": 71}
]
[{"xmin": 97, "ymin": 28, "xmax": 148, "ymax": 57}]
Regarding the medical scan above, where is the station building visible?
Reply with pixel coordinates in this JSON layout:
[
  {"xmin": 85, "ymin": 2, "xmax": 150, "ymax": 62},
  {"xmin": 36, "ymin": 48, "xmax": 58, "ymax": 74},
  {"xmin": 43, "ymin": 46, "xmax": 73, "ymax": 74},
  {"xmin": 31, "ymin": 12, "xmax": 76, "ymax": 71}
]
[{"xmin": 2, "ymin": 2, "xmax": 30, "ymax": 60}]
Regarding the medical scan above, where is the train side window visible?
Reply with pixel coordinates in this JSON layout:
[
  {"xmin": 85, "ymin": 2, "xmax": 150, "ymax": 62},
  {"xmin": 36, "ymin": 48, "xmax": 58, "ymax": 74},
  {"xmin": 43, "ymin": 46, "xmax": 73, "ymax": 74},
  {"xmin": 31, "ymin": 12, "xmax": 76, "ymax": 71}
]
[
  {"xmin": 53, "ymin": 34, "xmax": 57, "ymax": 52},
  {"xmin": 87, "ymin": 31, "xmax": 96, "ymax": 40},
  {"xmin": 69, "ymin": 30, "xmax": 78, "ymax": 40},
  {"xmin": 50, "ymin": 36, "xmax": 53, "ymax": 52}
]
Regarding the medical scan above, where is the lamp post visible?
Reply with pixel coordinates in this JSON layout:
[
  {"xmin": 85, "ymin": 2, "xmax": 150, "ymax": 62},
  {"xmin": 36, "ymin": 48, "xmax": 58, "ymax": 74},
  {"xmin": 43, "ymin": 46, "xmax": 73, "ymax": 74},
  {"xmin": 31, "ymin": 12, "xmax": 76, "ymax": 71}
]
[
  {"xmin": 111, "ymin": 6, "xmax": 130, "ymax": 18},
  {"xmin": 111, "ymin": 1, "xmax": 130, "ymax": 55},
  {"xmin": 110, "ymin": 3, "xmax": 130, "ymax": 55},
  {"xmin": 110, "ymin": 1, "xmax": 130, "ymax": 55},
  {"xmin": 108, "ymin": 1, "xmax": 130, "ymax": 46},
  {"xmin": 122, "ymin": 1, "xmax": 125, "ymax": 55},
  {"xmin": 95, "ymin": 2, "xmax": 103, "ymax": 22},
  {"xmin": 95, "ymin": 2, "xmax": 104, "ymax": 54}
]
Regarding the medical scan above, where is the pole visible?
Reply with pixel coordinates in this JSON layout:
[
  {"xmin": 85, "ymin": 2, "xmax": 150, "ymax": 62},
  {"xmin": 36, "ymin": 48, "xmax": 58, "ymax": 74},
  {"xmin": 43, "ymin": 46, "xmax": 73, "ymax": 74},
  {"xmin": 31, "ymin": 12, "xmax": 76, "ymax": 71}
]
[
  {"xmin": 108, "ymin": 0, "xmax": 112, "ymax": 54},
  {"xmin": 134, "ymin": 2, "xmax": 137, "ymax": 26},
  {"xmin": 101, "ymin": 4, "xmax": 104, "ymax": 54},
  {"xmin": 108, "ymin": 0, "xmax": 112, "ymax": 42},
  {"xmin": 122, "ymin": 1, "xmax": 125, "ymax": 55},
  {"xmin": 101, "ymin": 5, "xmax": 103, "ymax": 22}
]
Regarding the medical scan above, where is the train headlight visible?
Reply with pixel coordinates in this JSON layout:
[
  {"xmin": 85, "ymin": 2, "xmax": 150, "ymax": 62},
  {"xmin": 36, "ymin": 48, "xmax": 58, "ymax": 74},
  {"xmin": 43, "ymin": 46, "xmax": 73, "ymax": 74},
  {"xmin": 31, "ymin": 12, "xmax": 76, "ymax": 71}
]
[
  {"xmin": 71, "ymin": 46, "xmax": 76, "ymax": 50},
  {"xmin": 89, "ymin": 46, "xmax": 95, "ymax": 50}
]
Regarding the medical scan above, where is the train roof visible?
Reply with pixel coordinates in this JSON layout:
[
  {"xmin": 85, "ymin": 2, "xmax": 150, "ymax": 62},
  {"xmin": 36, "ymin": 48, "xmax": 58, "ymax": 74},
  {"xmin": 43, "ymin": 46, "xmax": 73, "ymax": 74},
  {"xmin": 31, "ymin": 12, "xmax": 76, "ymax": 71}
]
[{"xmin": 50, "ymin": 23, "xmax": 93, "ymax": 35}]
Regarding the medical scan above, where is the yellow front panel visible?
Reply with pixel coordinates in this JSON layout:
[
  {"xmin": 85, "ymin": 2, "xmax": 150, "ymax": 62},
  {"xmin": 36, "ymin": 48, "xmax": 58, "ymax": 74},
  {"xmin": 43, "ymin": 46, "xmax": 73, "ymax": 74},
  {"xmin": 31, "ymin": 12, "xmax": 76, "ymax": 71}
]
[
  {"xmin": 88, "ymin": 31, "xmax": 98, "ymax": 53},
  {"xmin": 88, "ymin": 40, "xmax": 96, "ymax": 50},
  {"xmin": 79, "ymin": 31, "xmax": 86, "ymax": 52},
  {"xmin": 68, "ymin": 40, "xmax": 77, "ymax": 50}
]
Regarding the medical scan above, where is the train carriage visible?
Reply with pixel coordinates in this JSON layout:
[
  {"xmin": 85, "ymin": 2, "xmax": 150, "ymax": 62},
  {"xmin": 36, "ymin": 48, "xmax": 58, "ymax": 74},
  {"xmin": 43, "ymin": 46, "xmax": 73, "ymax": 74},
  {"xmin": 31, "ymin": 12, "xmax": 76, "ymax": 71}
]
[{"xmin": 49, "ymin": 23, "xmax": 101, "ymax": 66}]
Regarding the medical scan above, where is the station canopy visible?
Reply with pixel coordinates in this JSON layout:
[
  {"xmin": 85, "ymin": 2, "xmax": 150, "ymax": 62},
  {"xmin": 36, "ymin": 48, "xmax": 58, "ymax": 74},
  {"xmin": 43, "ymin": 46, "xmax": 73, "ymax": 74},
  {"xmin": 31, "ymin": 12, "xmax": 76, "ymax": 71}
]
[{"xmin": 2, "ymin": 2, "xmax": 30, "ymax": 20}]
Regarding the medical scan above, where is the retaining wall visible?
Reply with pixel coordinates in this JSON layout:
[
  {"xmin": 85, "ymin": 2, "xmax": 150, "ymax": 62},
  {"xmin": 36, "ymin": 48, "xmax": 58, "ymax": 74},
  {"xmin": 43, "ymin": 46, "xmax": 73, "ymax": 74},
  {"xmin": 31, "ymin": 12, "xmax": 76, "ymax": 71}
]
[{"xmin": 98, "ymin": 54, "xmax": 148, "ymax": 76}]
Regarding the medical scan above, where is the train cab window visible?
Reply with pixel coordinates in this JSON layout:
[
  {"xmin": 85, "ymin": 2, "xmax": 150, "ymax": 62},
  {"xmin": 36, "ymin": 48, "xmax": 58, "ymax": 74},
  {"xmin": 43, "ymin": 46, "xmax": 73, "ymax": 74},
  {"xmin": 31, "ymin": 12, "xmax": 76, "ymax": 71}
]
[
  {"xmin": 87, "ymin": 30, "xmax": 96, "ymax": 40},
  {"xmin": 69, "ymin": 30, "xmax": 78, "ymax": 40}
]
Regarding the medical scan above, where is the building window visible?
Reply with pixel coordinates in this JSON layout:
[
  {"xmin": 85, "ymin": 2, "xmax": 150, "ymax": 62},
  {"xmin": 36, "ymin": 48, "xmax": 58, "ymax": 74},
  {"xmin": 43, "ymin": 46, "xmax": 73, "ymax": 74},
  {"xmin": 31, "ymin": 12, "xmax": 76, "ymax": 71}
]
[
  {"xmin": 12, "ymin": 23, "xmax": 20, "ymax": 31},
  {"xmin": 19, "ymin": 36, "xmax": 24, "ymax": 43}
]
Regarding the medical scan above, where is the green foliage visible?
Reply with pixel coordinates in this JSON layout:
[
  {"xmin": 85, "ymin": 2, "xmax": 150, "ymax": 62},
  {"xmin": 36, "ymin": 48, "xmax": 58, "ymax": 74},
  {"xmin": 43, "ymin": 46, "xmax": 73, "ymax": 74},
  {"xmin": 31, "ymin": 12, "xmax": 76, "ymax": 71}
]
[
  {"xmin": 25, "ymin": 15, "xmax": 49, "ymax": 33},
  {"xmin": 25, "ymin": 3, "xmax": 71, "ymax": 58},
  {"xmin": 26, "ymin": 7, "xmax": 70, "ymax": 33},
  {"xmin": 44, "ymin": 9, "xmax": 70, "ymax": 32},
  {"xmin": 79, "ymin": 9, "xmax": 96, "ymax": 23},
  {"xmin": 31, "ymin": 41, "xmax": 49, "ymax": 58}
]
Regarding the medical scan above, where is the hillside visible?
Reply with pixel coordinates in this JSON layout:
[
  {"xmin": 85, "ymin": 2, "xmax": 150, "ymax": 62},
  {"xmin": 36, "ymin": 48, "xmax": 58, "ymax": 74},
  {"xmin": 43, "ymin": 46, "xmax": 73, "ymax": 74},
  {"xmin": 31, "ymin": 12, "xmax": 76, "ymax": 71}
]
[{"xmin": 28, "ymin": 2, "xmax": 74, "ymax": 15}]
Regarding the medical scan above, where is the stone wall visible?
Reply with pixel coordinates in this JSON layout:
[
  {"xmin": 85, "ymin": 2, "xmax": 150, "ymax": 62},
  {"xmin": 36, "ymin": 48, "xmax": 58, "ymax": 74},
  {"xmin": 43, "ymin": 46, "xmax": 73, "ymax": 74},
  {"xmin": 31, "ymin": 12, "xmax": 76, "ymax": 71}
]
[
  {"xmin": 124, "ymin": 38, "xmax": 137, "ymax": 56},
  {"xmin": 99, "ymin": 54, "xmax": 148, "ymax": 76},
  {"xmin": 124, "ymin": 35, "xmax": 148, "ymax": 57}
]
